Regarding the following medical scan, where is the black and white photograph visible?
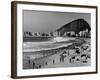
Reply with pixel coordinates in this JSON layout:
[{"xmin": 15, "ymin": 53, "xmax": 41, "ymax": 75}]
[
  {"xmin": 23, "ymin": 10, "xmax": 91, "ymax": 69},
  {"xmin": 11, "ymin": 1, "xmax": 97, "ymax": 78}
]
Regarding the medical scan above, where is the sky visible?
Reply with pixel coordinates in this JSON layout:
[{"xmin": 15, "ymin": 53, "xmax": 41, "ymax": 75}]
[{"xmin": 23, "ymin": 10, "xmax": 90, "ymax": 33}]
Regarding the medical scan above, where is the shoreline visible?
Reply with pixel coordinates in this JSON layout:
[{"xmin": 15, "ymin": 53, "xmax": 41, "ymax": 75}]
[
  {"xmin": 23, "ymin": 37, "xmax": 76, "ymax": 52},
  {"xmin": 23, "ymin": 43, "xmax": 72, "ymax": 52}
]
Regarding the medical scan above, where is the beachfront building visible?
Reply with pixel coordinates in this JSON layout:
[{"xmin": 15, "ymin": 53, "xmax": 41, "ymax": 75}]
[
  {"xmin": 47, "ymin": 32, "xmax": 52, "ymax": 37},
  {"xmin": 53, "ymin": 31, "xmax": 61, "ymax": 37},
  {"xmin": 53, "ymin": 31, "xmax": 58, "ymax": 37},
  {"xmin": 79, "ymin": 29, "xmax": 90, "ymax": 37},
  {"xmin": 63, "ymin": 32, "xmax": 67, "ymax": 37},
  {"xmin": 70, "ymin": 31, "xmax": 75, "ymax": 37},
  {"xmin": 24, "ymin": 32, "xmax": 32, "ymax": 37},
  {"xmin": 36, "ymin": 32, "xmax": 41, "ymax": 36},
  {"xmin": 32, "ymin": 32, "xmax": 36, "ymax": 37},
  {"xmin": 64, "ymin": 31, "xmax": 75, "ymax": 37},
  {"xmin": 32, "ymin": 32, "xmax": 44, "ymax": 37},
  {"xmin": 31, "ymin": 32, "xmax": 38, "ymax": 37}
]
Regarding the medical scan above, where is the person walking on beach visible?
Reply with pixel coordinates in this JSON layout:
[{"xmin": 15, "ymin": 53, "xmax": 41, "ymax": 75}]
[
  {"xmin": 53, "ymin": 60, "xmax": 55, "ymax": 64},
  {"xmin": 33, "ymin": 62, "xmax": 35, "ymax": 69},
  {"xmin": 60, "ymin": 53, "xmax": 66, "ymax": 62}
]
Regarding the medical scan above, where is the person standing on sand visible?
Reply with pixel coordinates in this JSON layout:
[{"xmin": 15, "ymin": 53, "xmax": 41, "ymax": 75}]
[
  {"xmin": 33, "ymin": 62, "xmax": 35, "ymax": 69},
  {"xmin": 53, "ymin": 60, "xmax": 55, "ymax": 64},
  {"xmin": 60, "ymin": 53, "xmax": 66, "ymax": 62}
]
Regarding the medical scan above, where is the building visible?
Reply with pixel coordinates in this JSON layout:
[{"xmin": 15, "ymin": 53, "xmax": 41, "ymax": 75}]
[
  {"xmin": 53, "ymin": 31, "xmax": 59, "ymax": 37},
  {"xmin": 79, "ymin": 29, "xmax": 89, "ymax": 37},
  {"xmin": 24, "ymin": 32, "xmax": 32, "ymax": 37}
]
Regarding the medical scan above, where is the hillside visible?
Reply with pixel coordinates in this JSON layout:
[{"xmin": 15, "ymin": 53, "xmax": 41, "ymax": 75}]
[{"xmin": 56, "ymin": 19, "xmax": 91, "ymax": 36}]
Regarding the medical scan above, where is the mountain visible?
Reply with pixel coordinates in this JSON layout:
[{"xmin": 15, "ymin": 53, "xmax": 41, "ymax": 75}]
[{"xmin": 56, "ymin": 19, "xmax": 91, "ymax": 36}]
